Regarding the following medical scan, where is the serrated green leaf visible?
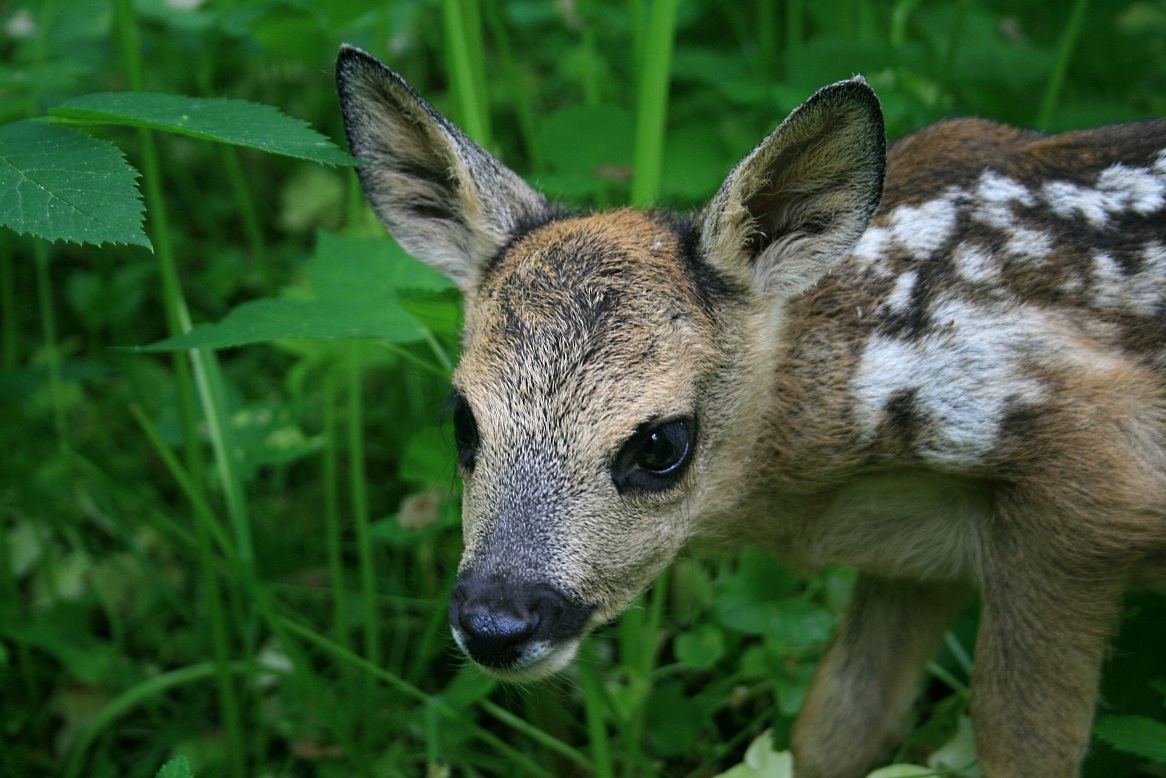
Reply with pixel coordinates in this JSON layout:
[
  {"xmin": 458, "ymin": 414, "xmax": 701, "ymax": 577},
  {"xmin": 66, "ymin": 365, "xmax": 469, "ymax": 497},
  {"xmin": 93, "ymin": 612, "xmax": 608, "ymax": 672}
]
[
  {"xmin": 49, "ymin": 92, "xmax": 354, "ymax": 165},
  {"xmin": 155, "ymin": 756, "xmax": 195, "ymax": 778},
  {"xmin": 1094, "ymin": 715, "xmax": 1166, "ymax": 763},
  {"xmin": 139, "ymin": 232, "xmax": 452, "ymax": 351},
  {"xmin": 0, "ymin": 119, "xmax": 149, "ymax": 247}
]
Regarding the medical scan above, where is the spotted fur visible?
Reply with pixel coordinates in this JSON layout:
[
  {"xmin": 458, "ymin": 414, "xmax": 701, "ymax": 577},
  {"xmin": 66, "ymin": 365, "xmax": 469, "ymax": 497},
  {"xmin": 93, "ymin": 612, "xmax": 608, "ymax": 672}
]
[{"xmin": 337, "ymin": 44, "xmax": 1166, "ymax": 778}]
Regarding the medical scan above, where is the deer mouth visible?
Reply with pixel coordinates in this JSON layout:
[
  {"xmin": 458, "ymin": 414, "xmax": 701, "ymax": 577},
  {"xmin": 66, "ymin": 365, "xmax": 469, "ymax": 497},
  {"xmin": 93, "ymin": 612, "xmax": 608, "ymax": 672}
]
[{"xmin": 448, "ymin": 574, "xmax": 595, "ymax": 680}]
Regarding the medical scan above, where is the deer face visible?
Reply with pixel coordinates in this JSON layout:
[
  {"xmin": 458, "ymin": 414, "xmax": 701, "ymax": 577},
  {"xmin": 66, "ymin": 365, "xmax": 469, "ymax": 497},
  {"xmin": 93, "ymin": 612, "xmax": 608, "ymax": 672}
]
[{"xmin": 447, "ymin": 211, "xmax": 723, "ymax": 678}]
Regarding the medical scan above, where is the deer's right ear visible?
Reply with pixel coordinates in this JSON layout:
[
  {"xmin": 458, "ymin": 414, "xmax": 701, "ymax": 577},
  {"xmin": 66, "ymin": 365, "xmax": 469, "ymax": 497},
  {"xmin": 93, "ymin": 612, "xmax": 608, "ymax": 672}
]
[
  {"xmin": 336, "ymin": 45, "xmax": 555, "ymax": 291},
  {"xmin": 698, "ymin": 77, "xmax": 886, "ymax": 301}
]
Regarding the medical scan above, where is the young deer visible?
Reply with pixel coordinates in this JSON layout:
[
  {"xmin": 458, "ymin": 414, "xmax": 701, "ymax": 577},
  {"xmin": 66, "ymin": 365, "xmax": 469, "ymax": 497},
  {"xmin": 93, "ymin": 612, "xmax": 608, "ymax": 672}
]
[{"xmin": 336, "ymin": 44, "xmax": 1166, "ymax": 777}]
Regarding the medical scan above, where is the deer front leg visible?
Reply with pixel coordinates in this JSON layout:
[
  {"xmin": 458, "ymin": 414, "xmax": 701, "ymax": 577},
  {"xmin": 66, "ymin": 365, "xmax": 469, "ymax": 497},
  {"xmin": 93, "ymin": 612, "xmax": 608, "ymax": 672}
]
[
  {"xmin": 971, "ymin": 524, "xmax": 1126, "ymax": 778},
  {"xmin": 792, "ymin": 575, "xmax": 971, "ymax": 778}
]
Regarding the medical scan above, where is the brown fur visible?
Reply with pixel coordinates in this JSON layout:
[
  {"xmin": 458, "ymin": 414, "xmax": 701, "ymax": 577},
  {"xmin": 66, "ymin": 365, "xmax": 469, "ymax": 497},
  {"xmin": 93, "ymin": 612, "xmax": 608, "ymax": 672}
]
[{"xmin": 337, "ymin": 44, "xmax": 1166, "ymax": 777}]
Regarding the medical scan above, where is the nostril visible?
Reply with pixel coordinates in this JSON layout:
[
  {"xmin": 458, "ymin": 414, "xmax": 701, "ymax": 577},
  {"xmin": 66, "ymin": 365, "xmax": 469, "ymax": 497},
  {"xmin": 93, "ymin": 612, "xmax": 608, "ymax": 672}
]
[{"xmin": 460, "ymin": 606, "xmax": 537, "ymax": 644}]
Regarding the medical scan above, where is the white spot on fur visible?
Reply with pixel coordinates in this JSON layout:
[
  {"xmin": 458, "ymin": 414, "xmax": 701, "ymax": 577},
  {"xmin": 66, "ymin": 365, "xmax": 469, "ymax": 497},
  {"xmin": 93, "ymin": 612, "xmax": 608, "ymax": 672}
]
[
  {"xmin": 883, "ymin": 271, "xmax": 918, "ymax": 314},
  {"xmin": 978, "ymin": 170, "xmax": 1036, "ymax": 208},
  {"xmin": 1043, "ymin": 181, "xmax": 1114, "ymax": 227},
  {"xmin": 971, "ymin": 171, "xmax": 1034, "ymax": 232},
  {"xmin": 953, "ymin": 242, "xmax": 997, "ymax": 284},
  {"xmin": 1090, "ymin": 252, "xmax": 1126, "ymax": 310},
  {"xmin": 1042, "ymin": 154, "xmax": 1166, "ymax": 227},
  {"xmin": 1002, "ymin": 226, "xmax": 1052, "ymax": 262},
  {"xmin": 852, "ymin": 225, "xmax": 892, "ymax": 273},
  {"xmin": 852, "ymin": 298, "xmax": 1048, "ymax": 467},
  {"xmin": 888, "ymin": 196, "xmax": 959, "ymax": 258},
  {"xmin": 1091, "ymin": 243, "xmax": 1166, "ymax": 316}
]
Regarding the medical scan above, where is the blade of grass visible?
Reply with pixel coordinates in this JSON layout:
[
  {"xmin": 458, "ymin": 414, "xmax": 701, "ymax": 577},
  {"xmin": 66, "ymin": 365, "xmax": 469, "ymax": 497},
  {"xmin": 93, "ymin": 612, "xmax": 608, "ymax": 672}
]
[
  {"xmin": 579, "ymin": 646, "xmax": 615, "ymax": 778},
  {"xmin": 114, "ymin": 3, "xmax": 247, "ymax": 775},
  {"xmin": 278, "ymin": 616, "xmax": 567, "ymax": 777},
  {"xmin": 631, "ymin": 0, "xmax": 679, "ymax": 206},
  {"xmin": 1, "ymin": 234, "xmax": 17, "ymax": 370},
  {"xmin": 1036, "ymin": 0, "xmax": 1091, "ymax": 131},
  {"xmin": 251, "ymin": 589, "xmax": 372, "ymax": 778},
  {"xmin": 128, "ymin": 404, "xmax": 243, "ymax": 774},
  {"xmin": 323, "ymin": 370, "xmax": 350, "ymax": 654},
  {"xmin": 63, "ymin": 660, "xmax": 260, "ymax": 778},
  {"xmin": 443, "ymin": 0, "xmax": 491, "ymax": 147},
  {"xmin": 348, "ymin": 340, "xmax": 380, "ymax": 667},
  {"xmin": 33, "ymin": 239, "xmax": 66, "ymax": 447},
  {"xmin": 478, "ymin": 698, "xmax": 595, "ymax": 771},
  {"xmin": 785, "ymin": 0, "xmax": 804, "ymax": 51},
  {"xmin": 483, "ymin": 1, "xmax": 543, "ymax": 170},
  {"xmin": 758, "ymin": 0, "xmax": 779, "ymax": 81}
]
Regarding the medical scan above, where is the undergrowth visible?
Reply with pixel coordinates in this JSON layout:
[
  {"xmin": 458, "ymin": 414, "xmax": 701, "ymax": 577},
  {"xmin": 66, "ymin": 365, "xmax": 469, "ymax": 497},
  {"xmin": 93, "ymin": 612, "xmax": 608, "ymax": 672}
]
[{"xmin": 3, "ymin": 1, "xmax": 1166, "ymax": 776}]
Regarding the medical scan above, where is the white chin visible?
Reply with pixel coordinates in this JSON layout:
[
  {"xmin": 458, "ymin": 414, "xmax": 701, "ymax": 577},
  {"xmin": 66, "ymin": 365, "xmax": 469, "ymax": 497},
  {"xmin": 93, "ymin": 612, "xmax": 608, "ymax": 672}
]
[{"xmin": 476, "ymin": 638, "xmax": 582, "ymax": 683}]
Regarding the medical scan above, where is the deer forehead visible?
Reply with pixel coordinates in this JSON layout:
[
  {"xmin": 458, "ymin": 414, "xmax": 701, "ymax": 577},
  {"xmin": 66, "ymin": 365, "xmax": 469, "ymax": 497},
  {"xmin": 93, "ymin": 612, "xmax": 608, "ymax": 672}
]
[{"xmin": 454, "ymin": 210, "xmax": 717, "ymax": 446}]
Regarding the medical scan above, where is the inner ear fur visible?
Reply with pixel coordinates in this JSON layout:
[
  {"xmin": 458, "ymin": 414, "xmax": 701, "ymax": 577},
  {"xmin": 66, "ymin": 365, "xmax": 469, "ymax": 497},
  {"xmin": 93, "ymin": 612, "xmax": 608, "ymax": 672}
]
[
  {"xmin": 699, "ymin": 77, "xmax": 887, "ymax": 300},
  {"xmin": 336, "ymin": 45, "xmax": 555, "ymax": 291}
]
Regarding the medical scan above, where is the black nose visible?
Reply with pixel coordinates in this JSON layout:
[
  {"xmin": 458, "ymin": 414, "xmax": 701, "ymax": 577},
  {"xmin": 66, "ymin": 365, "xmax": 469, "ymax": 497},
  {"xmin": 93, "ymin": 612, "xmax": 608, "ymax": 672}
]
[{"xmin": 449, "ymin": 576, "xmax": 592, "ymax": 670}]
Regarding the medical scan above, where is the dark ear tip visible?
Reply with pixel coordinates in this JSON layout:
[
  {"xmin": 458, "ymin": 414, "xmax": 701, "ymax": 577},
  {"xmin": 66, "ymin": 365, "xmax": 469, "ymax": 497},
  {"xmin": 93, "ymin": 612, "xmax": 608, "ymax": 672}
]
[{"xmin": 813, "ymin": 75, "xmax": 882, "ymax": 114}]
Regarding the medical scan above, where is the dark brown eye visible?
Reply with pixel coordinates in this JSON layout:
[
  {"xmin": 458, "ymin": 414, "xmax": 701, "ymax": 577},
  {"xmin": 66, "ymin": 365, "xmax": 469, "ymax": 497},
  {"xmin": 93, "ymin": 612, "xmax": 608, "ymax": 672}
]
[
  {"xmin": 612, "ymin": 416, "xmax": 695, "ymax": 494},
  {"xmin": 449, "ymin": 394, "xmax": 479, "ymax": 470}
]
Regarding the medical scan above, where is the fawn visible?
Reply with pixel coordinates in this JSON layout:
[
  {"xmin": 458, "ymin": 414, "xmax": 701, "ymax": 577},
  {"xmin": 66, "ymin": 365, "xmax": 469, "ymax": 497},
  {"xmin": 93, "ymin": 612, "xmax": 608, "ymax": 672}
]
[{"xmin": 336, "ymin": 44, "xmax": 1166, "ymax": 777}]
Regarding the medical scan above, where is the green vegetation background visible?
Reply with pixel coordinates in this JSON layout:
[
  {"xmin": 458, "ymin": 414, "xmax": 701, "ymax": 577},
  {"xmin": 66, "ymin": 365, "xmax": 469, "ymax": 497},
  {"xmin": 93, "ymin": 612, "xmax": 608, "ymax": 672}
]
[{"xmin": 3, "ymin": 0, "xmax": 1166, "ymax": 776}]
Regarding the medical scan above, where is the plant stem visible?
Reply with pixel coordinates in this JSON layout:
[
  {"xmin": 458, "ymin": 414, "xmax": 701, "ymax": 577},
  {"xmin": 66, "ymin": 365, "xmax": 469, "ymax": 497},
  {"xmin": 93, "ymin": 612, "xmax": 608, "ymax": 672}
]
[
  {"xmin": 279, "ymin": 617, "xmax": 561, "ymax": 778},
  {"xmin": 579, "ymin": 648, "xmax": 615, "ymax": 778},
  {"xmin": 631, "ymin": 0, "xmax": 679, "ymax": 206},
  {"xmin": 483, "ymin": 1, "xmax": 543, "ymax": 170},
  {"xmin": 443, "ymin": 0, "xmax": 491, "ymax": 147},
  {"xmin": 348, "ymin": 341, "xmax": 380, "ymax": 666},
  {"xmin": 1037, "ymin": 0, "xmax": 1090, "ymax": 131},
  {"xmin": 0, "ymin": 235, "xmax": 17, "ymax": 370},
  {"xmin": 758, "ymin": 0, "xmax": 779, "ymax": 81},
  {"xmin": 113, "ymin": 2, "xmax": 247, "ymax": 775},
  {"xmin": 33, "ymin": 240, "xmax": 67, "ymax": 447},
  {"xmin": 323, "ymin": 370, "xmax": 350, "ymax": 652},
  {"xmin": 785, "ymin": 0, "xmax": 804, "ymax": 51},
  {"xmin": 219, "ymin": 145, "xmax": 271, "ymax": 291},
  {"xmin": 63, "ymin": 660, "xmax": 258, "ymax": 778}
]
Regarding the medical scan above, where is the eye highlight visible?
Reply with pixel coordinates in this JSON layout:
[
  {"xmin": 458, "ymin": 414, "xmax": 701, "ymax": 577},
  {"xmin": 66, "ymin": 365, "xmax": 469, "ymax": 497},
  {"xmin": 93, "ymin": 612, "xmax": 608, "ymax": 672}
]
[
  {"xmin": 447, "ymin": 393, "xmax": 479, "ymax": 471},
  {"xmin": 612, "ymin": 416, "xmax": 695, "ymax": 495}
]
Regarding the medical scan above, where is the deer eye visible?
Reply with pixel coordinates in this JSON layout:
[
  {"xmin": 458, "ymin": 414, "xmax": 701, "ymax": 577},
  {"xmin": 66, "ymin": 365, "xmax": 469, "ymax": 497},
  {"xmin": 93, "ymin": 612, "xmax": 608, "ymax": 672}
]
[
  {"xmin": 448, "ymin": 393, "xmax": 479, "ymax": 471},
  {"xmin": 612, "ymin": 416, "xmax": 695, "ymax": 495}
]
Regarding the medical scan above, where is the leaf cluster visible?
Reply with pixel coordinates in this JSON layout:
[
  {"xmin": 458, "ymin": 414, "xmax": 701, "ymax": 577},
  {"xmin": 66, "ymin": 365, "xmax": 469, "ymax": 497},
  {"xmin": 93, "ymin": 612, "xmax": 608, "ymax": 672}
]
[{"xmin": 2, "ymin": 1, "xmax": 1165, "ymax": 777}]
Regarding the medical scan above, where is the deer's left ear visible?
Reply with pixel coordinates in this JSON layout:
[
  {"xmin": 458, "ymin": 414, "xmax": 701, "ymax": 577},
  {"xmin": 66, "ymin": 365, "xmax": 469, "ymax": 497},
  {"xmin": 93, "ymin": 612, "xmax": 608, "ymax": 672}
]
[
  {"xmin": 698, "ymin": 77, "xmax": 886, "ymax": 300},
  {"xmin": 337, "ymin": 45, "xmax": 555, "ymax": 292}
]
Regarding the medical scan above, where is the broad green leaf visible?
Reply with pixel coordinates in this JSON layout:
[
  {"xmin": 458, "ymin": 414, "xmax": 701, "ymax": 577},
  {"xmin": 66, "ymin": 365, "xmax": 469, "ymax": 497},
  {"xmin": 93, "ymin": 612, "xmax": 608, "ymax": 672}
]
[
  {"xmin": 713, "ymin": 731, "xmax": 793, "ymax": 778},
  {"xmin": 140, "ymin": 232, "xmax": 453, "ymax": 351},
  {"xmin": 0, "ymin": 119, "xmax": 149, "ymax": 247},
  {"xmin": 927, "ymin": 715, "xmax": 979, "ymax": 775},
  {"xmin": 50, "ymin": 92, "xmax": 354, "ymax": 165},
  {"xmin": 674, "ymin": 623, "xmax": 726, "ymax": 670},
  {"xmin": 1094, "ymin": 715, "xmax": 1166, "ymax": 763}
]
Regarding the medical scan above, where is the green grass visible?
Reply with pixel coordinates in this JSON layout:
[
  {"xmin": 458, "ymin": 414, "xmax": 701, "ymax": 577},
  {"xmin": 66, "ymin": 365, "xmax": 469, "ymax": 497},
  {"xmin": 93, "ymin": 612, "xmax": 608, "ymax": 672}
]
[{"xmin": 3, "ymin": 0, "xmax": 1166, "ymax": 776}]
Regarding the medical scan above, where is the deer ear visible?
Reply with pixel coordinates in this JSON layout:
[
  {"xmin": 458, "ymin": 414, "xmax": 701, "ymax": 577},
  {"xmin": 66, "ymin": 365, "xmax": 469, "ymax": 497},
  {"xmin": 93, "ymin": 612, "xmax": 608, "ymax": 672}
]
[
  {"xmin": 336, "ymin": 45, "xmax": 555, "ymax": 292},
  {"xmin": 698, "ymin": 77, "xmax": 886, "ymax": 300}
]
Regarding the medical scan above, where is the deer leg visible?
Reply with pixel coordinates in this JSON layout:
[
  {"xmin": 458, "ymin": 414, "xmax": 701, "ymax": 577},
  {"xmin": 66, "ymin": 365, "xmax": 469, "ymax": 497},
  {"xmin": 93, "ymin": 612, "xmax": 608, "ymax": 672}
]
[
  {"xmin": 971, "ymin": 509, "xmax": 1126, "ymax": 778},
  {"xmin": 792, "ymin": 575, "xmax": 971, "ymax": 778}
]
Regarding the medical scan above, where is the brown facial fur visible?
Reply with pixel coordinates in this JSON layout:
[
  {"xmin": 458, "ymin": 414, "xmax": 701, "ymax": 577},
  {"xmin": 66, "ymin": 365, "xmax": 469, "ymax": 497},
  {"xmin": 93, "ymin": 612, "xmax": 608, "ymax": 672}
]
[
  {"xmin": 453, "ymin": 211, "xmax": 722, "ymax": 618},
  {"xmin": 337, "ymin": 44, "xmax": 1166, "ymax": 778}
]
